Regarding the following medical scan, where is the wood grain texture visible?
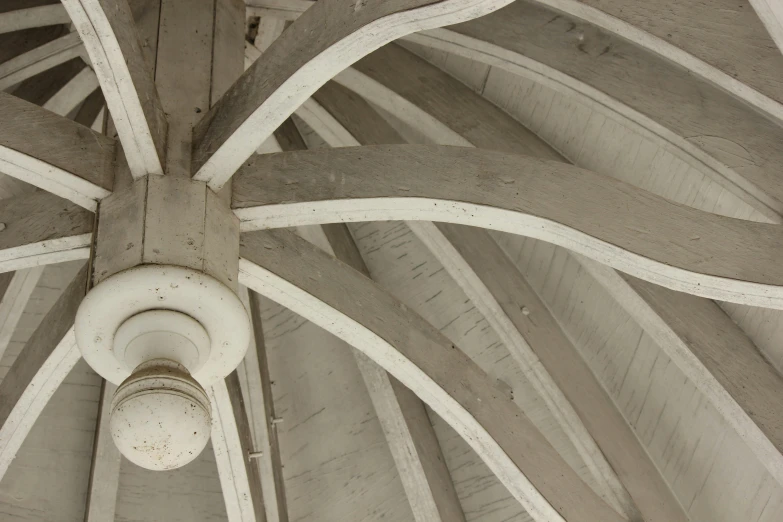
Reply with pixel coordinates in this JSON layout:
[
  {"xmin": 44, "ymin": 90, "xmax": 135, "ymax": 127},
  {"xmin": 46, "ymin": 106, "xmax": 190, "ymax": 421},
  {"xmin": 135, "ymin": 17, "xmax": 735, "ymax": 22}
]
[
  {"xmin": 306, "ymin": 223, "xmax": 467, "ymax": 522},
  {"xmin": 62, "ymin": 0, "xmax": 167, "ymax": 178},
  {"xmin": 0, "ymin": 91, "xmax": 114, "ymax": 210},
  {"xmin": 748, "ymin": 0, "xmax": 783, "ymax": 56},
  {"xmin": 0, "ymin": 263, "xmax": 87, "ymax": 480},
  {"xmin": 434, "ymin": 222, "xmax": 687, "ymax": 521},
  {"xmin": 84, "ymin": 380, "xmax": 121, "ymax": 522},
  {"xmin": 302, "ymin": 78, "xmax": 638, "ymax": 518},
  {"xmin": 0, "ymin": 267, "xmax": 43, "ymax": 369},
  {"xmin": 234, "ymin": 145, "xmax": 783, "ymax": 309},
  {"xmin": 280, "ymin": 111, "xmax": 466, "ymax": 521},
  {"xmin": 191, "ymin": 0, "xmax": 516, "ymax": 190},
  {"xmin": 403, "ymin": 38, "xmax": 783, "ymax": 517},
  {"xmin": 444, "ymin": 1, "xmax": 783, "ymax": 214},
  {"xmin": 0, "ymin": 189, "xmax": 93, "ymax": 273},
  {"xmin": 0, "ymin": 4, "xmax": 70, "ymax": 34},
  {"xmin": 244, "ymin": 289, "xmax": 288, "ymax": 522},
  {"xmin": 533, "ymin": 0, "xmax": 783, "ymax": 124},
  {"xmin": 239, "ymin": 228, "xmax": 626, "ymax": 522},
  {"xmin": 576, "ymin": 255, "xmax": 783, "ymax": 487},
  {"xmin": 210, "ymin": 374, "xmax": 266, "ymax": 522},
  {"xmin": 0, "ymin": 31, "xmax": 83, "ymax": 90}
]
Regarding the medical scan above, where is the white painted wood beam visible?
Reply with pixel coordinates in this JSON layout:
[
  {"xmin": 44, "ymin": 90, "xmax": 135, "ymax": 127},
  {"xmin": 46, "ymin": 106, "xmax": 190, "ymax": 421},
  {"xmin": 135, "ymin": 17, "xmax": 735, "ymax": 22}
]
[
  {"xmin": 275, "ymin": 115, "xmax": 465, "ymax": 520},
  {"xmin": 748, "ymin": 0, "xmax": 783, "ymax": 56},
  {"xmin": 297, "ymin": 223, "xmax": 467, "ymax": 522},
  {"xmin": 422, "ymin": 221, "xmax": 688, "ymax": 521},
  {"xmin": 252, "ymin": 0, "xmax": 783, "ymax": 222},
  {"xmin": 0, "ymin": 91, "xmax": 114, "ymax": 210},
  {"xmin": 0, "ymin": 5, "xmax": 71, "ymax": 34},
  {"xmin": 0, "ymin": 263, "xmax": 87, "ymax": 480},
  {"xmin": 238, "ymin": 228, "xmax": 627, "ymax": 522},
  {"xmin": 83, "ymin": 380, "xmax": 121, "ymax": 522},
  {"xmin": 238, "ymin": 287, "xmax": 288, "ymax": 522},
  {"xmin": 577, "ymin": 255, "xmax": 783, "ymax": 487},
  {"xmin": 62, "ymin": 0, "xmax": 167, "ymax": 178},
  {"xmin": 191, "ymin": 0, "xmax": 518, "ymax": 190},
  {"xmin": 210, "ymin": 374, "xmax": 266, "ymax": 522},
  {"xmin": 233, "ymin": 144, "xmax": 783, "ymax": 310},
  {"xmin": 0, "ymin": 32, "xmax": 83, "ymax": 91},
  {"xmin": 0, "ymin": 190, "xmax": 92, "ymax": 273},
  {"xmin": 293, "ymin": 80, "xmax": 637, "ymax": 517},
  {"xmin": 345, "ymin": 40, "xmax": 783, "ymax": 491},
  {"xmin": 0, "ymin": 267, "xmax": 44, "ymax": 365},
  {"xmin": 42, "ymin": 66, "xmax": 99, "ymax": 117}
]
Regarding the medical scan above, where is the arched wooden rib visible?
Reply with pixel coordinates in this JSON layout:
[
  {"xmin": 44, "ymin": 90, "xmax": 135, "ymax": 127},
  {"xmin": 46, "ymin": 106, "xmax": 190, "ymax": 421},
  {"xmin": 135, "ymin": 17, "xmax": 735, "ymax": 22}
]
[
  {"xmin": 191, "ymin": 0, "xmax": 516, "ymax": 191},
  {"xmin": 0, "ymin": 190, "xmax": 93, "ymax": 273},
  {"xmin": 0, "ymin": 32, "xmax": 83, "ymax": 91},
  {"xmin": 748, "ymin": 0, "xmax": 783, "ymax": 56},
  {"xmin": 0, "ymin": 5, "xmax": 71, "ymax": 34},
  {"xmin": 0, "ymin": 263, "xmax": 87, "ymax": 480},
  {"xmin": 209, "ymin": 375, "xmax": 266, "ymax": 522},
  {"xmin": 337, "ymin": 46, "xmax": 783, "ymax": 488},
  {"xmin": 61, "ymin": 0, "xmax": 167, "ymax": 178},
  {"xmin": 304, "ymin": 78, "xmax": 686, "ymax": 520},
  {"xmin": 250, "ymin": 0, "xmax": 783, "ymax": 130},
  {"xmin": 84, "ymin": 381, "xmax": 121, "ymax": 522},
  {"xmin": 239, "ymin": 228, "xmax": 627, "ymax": 522},
  {"xmin": 278, "ymin": 113, "xmax": 467, "ymax": 522},
  {"xmin": 441, "ymin": 2, "xmax": 783, "ymax": 216},
  {"xmin": 0, "ymin": 92, "xmax": 114, "ymax": 210},
  {"xmin": 233, "ymin": 145, "xmax": 783, "ymax": 309},
  {"xmin": 0, "ymin": 267, "xmax": 44, "ymax": 368},
  {"xmin": 42, "ymin": 67, "xmax": 99, "ymax": 117},
  {"xmin": 576, "ymin": 255, "xmax": 783, "ymax": 487}
]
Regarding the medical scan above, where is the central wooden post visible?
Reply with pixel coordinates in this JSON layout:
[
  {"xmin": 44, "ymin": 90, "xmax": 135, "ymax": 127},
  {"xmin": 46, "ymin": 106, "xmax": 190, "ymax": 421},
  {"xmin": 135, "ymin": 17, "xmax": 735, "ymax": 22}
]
[{"xmin": 93, "ymin": 0, "xmax": 244, "ymax": 291}]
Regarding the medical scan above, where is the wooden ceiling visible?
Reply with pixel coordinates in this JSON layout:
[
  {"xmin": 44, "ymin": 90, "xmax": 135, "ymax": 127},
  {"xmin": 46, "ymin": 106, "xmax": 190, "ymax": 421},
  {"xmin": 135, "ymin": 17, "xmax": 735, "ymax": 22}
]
[{"xmin": 1, "ymin": 0, "xmax": 783, "ymax": 521}]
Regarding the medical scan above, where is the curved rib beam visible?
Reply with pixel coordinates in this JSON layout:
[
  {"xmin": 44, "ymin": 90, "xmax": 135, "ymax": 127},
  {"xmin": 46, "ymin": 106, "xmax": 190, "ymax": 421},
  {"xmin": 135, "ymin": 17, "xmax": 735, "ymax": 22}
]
[
  {"xmin": 238, "ymin": 228, "xmax": 626, "ymax": 522},
  {"xmin": 0, "ymin": 32, "xmax": 84, "ymax": 91},
  {"xmin": 296, "ymin": 79, "xmax": 638, "ymax": 517},
  {"xmin": 234, "ymin": 145, "xmax": 783, "ymax": 309},
  {"xmin": 576, "ymin": 255, "xmax": 783, "ymax": 487},
  {"xmin": 0, "ymin": 190, "xmax": 93, "ymax": 273},
  {"xmin": 0, "ymin": 5, "xmax": 71, "ymax": 35},
  {"xmin": 191, "ymin": 0, "xmax": 516, "ymax": 190},
  {"xmin": 0, "ymin": 92, "xmax": 114, "ymax": 210},
  {"xmin": 253, "ymin": 0, "xmax": 783, "ymax": 125},
  {"xmin": 0, "ymin": 264, "xmax": 87, "ymax": 480},
  {"xmin": 62, "ymin": 0, "xmax": 167, "ymax": 178}
]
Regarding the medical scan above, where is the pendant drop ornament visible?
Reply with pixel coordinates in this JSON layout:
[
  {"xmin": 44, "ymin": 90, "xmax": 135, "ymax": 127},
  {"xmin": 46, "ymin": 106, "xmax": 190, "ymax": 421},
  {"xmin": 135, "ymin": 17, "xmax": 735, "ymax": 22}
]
[
  {"xmin": 110, "ymin": 360, "xmax": 212, "ymax": 471},
  {"xmin": 74, "ymin": 264, "xmax": 250, "ymax": 470}
]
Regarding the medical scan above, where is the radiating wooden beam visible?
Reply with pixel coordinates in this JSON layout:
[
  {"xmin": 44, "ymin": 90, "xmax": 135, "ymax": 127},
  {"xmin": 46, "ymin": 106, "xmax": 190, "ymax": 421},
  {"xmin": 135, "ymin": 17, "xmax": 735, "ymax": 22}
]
[
  {"xmin": 0, "ymin": 5, "xmax": 71, "ymax": 34},
  {"xmin": 577, "ymin": 256, "xmax": 783, "ymax": 487},
  {"xmin": 749, "ymin": 0, "xmax": 783, "ymax": 56},
  {"xmin": 191, "ymin": 0, "xmax": 517, "ymax": 190},
  {"xmin": 425, "ymin": 221, "xmax": 688, "ymax": 521},
  {"xmin": 210, "ymin": 374, "xmax": 266, "ymax": 522},
  {"xmin": 42, "ymin": 66, "xmax": 99, "ymax": 117},
  {"xmin": 275, "ymin": 113, "xmax": 465, "ymax": 520},
  {"xmin": 297, "ymin": 223, "xmax": 468, "ymax": 522},
  {"xmin": 0, "ymin": 267, "xmax": 44, "ymax": 364},
  {"xmin": 0, "ymin": 91, "xmax": 114, "ymax": 210},
  {"xmin": 0, "ymin": 263, "xmax": 87, "ymax": 480},
  {"xmin": 62, "ymin": 0, "xmax": 167, "ymax": 178},
  {"xmin": 83, "ymin": 380, "xmax": 121, "ymax": 522},
  {"xmin": 240, "ymin": 288, "xmax": 287, "ymax": 522},
  {"xmin": 253, "ymin": 0, "xmax": 783, "ymax": 220},
  {"xmin": 0, "ymin": 190, "xmax": 92, "ymax": 273},
  {"xmin": 233, "ymin": 144, "xmax": 783, "ymax": 309},
  {"xmin": 239, "ymin": 228, "xmax": 626, "ymax": 522},
  {"xmin": 0, "ymin": 32, "xmax": 83, "ymax": 91}
]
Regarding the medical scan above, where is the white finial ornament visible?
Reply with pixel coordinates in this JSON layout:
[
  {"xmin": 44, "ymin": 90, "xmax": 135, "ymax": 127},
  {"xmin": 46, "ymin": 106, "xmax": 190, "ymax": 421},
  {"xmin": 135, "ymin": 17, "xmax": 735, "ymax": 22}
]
[{"xmin": 74, "ymin": 264, "xmax": 250, "ymax": 470}]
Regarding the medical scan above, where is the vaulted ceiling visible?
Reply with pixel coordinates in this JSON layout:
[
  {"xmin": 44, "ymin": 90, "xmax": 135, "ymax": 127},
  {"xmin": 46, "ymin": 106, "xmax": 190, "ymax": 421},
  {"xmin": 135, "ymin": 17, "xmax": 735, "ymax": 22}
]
[{"xmin": 1, "ymin": 1, "xmax": 783, "ymax": 521}]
